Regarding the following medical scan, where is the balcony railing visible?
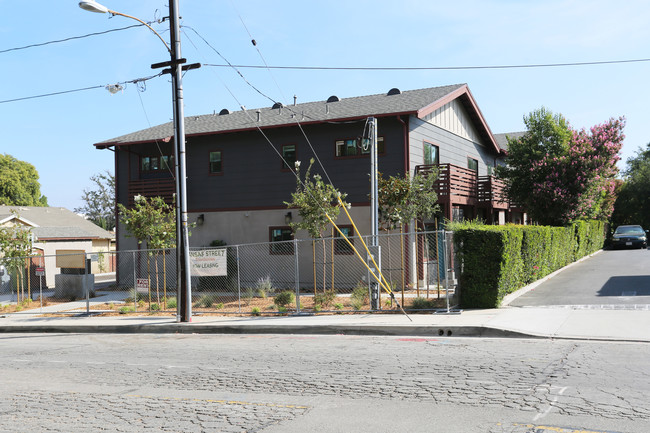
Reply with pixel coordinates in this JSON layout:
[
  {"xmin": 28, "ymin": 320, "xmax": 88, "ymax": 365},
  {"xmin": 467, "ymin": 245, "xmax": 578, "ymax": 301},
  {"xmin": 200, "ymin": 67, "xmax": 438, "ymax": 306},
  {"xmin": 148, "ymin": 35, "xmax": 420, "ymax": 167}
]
[
  {"xmin": 127, "ymin": 178, "xmax": 175, "ymax": 207},
  {"xmin": 478, "ymin": 175, "xmax": 508, "ymax": 209},
  {"xmin": 416, "ymin": 163, "xmax": 509, "ymax": 209}
]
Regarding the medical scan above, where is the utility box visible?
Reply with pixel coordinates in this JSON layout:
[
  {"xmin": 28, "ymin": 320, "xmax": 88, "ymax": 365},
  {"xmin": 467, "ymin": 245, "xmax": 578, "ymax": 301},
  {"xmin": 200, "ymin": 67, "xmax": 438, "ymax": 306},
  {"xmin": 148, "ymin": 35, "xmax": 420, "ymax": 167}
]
[{"xmin": 54, "ymin": 250, "xmax": 94, "ymax": 299}]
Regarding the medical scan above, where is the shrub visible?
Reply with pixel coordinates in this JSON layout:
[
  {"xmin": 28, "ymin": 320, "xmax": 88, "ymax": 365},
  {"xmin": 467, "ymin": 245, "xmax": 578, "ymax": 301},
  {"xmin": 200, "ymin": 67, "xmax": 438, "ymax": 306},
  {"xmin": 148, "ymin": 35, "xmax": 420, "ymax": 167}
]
[
  {"xmin": 256, "ymin": 276, "xmax": 273, "ymax": 298},
  {"xmin": 350, "ymin": 284, "xmax": 368, "ymax": 310},
  {"xmin": 215, "ymin": 303, "xmax": 224, "ymax": 309},
  {"xmin": 251, "ymin": 307, "xmax": 261, "ymax": 316},
  {"xmin": 125, "ymin": 289, "xmax": 147, "ymax": 303},
  {"xmin": 410, "ymin": 297, "xmax": 436, "ymax": 310},
  {"xmin": 150, "ymin": 303, "xmax": 160, "ymax": 311},
  {"xmin": 313, "ymin": 289, "xmax": 336, "ymax": 309},
  {"xmin": 194, "ymin": 294, "xmax": 217, "ymax": 308},
  {"xmin": 274, "ymin": 291, "xmax": 295, "ymax": 307},
  {"xmin": 119, "ymin": 306, "xmax": 135, "ymax": 314},
  {"xmin": 450, "ymin": 220, "xmax": 605, "ymax": 308},
  {"xmin": 166, "ymin": 297, "xmax": 177, "ymax": 309}
]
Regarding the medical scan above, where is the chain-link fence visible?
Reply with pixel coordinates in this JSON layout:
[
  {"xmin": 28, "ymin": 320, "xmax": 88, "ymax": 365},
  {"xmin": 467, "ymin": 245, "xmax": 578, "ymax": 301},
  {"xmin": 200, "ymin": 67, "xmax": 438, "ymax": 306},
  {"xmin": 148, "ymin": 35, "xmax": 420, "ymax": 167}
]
[{"xmin": 0, "ymin": 230, "xmax": 459, "ymax": 316}]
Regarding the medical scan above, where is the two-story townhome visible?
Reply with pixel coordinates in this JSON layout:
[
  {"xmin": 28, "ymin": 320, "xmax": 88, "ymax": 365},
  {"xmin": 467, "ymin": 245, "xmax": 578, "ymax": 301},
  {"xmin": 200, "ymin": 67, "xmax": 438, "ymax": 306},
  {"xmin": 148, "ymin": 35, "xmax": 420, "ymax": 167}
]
[{"xmin": 93, "ymin": 83, "xmax": 514, "ymax": 255}]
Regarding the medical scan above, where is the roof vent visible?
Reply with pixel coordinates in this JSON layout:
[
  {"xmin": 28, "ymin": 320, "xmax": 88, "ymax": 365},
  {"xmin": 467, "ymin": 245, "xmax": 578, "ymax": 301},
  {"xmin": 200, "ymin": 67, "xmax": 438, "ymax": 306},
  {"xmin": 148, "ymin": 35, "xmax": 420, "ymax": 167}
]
[
  {"xmin": 326, "ymin": 95, "xmax": 340, "ymax": 103},
  {"xmin": 387, "ymin": 88, "xmax": 402, "ymax": 96},
  {"xmin": 219, "ymin": 108, "xmax": 231, "ymax": 115},
  {"xmin": 272, "ymin": 102, "xmax": 283, "ymax": 109}
]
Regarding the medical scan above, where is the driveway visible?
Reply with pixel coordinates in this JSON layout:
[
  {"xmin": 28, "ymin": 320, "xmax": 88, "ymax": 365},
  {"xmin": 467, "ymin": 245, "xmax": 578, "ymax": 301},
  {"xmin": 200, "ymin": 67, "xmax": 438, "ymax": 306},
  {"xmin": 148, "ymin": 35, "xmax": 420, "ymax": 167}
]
[{"xmin": 509, "ymin": 248, "xmax": 650, "ymax": 307}]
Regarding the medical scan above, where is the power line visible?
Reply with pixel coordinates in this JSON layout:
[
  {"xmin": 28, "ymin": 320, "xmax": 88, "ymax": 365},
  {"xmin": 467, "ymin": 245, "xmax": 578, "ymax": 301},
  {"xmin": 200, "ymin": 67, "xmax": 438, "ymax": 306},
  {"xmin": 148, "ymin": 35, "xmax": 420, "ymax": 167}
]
[
  {"xmin": 0, "ymin": 23, "xmax": 153, "ymax": 55},
  {"xmin": 203, "ymin": 57, "xmax": 650, "ymax": 71},
  {"xmin": 0, "ymin": 73, "xmax": 163, "ymax": 105}
]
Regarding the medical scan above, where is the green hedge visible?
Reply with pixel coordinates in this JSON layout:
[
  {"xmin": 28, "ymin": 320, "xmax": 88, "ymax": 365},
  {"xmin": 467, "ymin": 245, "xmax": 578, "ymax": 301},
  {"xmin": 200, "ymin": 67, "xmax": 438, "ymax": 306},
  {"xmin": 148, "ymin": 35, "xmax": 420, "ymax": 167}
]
[{"xmin": 450, "ymin": 220, "xmax": 604, "ymax": 308}]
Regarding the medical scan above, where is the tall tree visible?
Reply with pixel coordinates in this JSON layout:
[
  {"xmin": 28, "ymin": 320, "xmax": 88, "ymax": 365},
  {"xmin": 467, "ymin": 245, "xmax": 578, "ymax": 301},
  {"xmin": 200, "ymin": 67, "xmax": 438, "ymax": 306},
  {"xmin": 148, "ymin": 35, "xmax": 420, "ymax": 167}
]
[
  {"xmin": 0, "ymin": 154, "xmax": 47, "ymax": 206},
  {"xmin": 496, "ymin": 108, "xmax": 624, "ymax": 226},
  {"xmin": 611, "ymin": 143, "xmax": 650, "ymax": 229},
  {"xmin": 75, "ymin": 171, "xmax": 115, "ymax": 230}
]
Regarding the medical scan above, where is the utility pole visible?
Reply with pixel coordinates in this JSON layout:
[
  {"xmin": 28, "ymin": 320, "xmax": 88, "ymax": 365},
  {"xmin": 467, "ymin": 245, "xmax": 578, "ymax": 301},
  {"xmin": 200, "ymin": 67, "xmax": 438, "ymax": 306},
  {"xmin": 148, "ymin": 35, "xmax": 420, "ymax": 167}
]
[
  {"xmin": 168, "ymin": 0, "xmax": 192, "ymax": 323},
  {"xmin": 79, "ymin": 0, "xmax": 198, "ymax": 322},
  {"xmin": 368, "ymin": 117, "xmax": 381, "ymax": 310}
]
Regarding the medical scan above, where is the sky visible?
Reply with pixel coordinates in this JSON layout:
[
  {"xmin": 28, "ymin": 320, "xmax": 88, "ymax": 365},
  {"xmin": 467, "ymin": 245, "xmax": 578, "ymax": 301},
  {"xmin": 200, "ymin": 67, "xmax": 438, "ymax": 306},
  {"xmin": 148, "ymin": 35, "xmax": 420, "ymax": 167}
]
[{"xmin": 1, "ymin": 0, "xmax": 649, "ymax": 211}]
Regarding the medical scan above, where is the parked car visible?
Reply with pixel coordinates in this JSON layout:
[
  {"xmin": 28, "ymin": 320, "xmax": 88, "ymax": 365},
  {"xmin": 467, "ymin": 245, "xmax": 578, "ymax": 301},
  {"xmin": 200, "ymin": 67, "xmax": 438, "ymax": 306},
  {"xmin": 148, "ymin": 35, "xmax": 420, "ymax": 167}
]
[{"xmin": 611, "ymin": 225, "xmax": 648, "ymax": 249}]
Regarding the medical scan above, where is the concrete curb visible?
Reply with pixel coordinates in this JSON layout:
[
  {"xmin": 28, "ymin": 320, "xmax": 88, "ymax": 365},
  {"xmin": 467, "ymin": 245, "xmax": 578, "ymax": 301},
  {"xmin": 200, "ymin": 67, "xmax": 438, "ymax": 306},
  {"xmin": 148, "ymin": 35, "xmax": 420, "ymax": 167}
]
[{"xmin": 0, "ymin": 322, "xmax": 540, "ymax": 339}]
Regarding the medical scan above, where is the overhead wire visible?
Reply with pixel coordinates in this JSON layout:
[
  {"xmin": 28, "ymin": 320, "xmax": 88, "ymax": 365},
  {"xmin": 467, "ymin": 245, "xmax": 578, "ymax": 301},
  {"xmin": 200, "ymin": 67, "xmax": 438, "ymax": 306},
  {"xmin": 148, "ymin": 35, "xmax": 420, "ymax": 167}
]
[
  {"xmin": 0, "ymin": 73, "xmax": 164, "ymax": 105},
  {"xmin": 203, "ymin": 57, "xmax": 650, "ymax": 71},
  {"xmin": 219, "ymin": 13, "xmax": 410, "ymax": 318},
  {"xmin": 181, "ymin": 28, "xmax": 299, "ymax": 182},
  {"xmin": 0, "ymin": 23, "xmax": 154, "ymax": 55}
]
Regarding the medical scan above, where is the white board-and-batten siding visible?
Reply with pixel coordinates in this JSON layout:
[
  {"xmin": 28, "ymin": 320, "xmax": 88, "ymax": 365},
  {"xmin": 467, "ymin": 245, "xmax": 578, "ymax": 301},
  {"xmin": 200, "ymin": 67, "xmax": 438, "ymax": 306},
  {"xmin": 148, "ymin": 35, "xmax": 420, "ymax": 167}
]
[{"xmin": 408, "ymin": 99, "xmax": 496, "ymax": 176}]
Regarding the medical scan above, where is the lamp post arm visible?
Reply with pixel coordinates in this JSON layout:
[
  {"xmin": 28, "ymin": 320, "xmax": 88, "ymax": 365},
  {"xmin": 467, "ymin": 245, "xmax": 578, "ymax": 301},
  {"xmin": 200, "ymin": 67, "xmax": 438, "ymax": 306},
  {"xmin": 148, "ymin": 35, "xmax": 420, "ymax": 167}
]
[{"xmin": 108, "ymin": 9, "xmax": 171, "ymax": 53}]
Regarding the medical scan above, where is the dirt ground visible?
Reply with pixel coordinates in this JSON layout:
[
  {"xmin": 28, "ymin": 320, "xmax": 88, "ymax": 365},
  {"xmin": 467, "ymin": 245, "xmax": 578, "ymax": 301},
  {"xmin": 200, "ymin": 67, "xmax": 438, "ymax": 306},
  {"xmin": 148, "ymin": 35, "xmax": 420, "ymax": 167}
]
[{"xmin": 1, "ymin": 291, "xmax": 449, "ymax": 317}]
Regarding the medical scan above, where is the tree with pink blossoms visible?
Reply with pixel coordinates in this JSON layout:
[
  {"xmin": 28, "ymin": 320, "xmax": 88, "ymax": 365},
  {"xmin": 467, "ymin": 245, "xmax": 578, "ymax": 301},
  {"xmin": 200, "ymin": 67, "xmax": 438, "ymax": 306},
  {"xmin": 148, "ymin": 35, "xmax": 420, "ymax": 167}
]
[{"xmin": 496, "ymin": 108, "xmax": 624, "ymax": 226}]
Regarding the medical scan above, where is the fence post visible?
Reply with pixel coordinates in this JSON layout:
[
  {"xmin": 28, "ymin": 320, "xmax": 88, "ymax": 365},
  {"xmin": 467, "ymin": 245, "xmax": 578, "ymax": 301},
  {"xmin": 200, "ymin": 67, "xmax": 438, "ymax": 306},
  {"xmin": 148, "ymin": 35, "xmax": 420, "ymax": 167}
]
[
  {"xmin": 236, "ymin": 245, "xmax": 241, "ymax": 314},
  {"xmin": 132, "ymin": 251, "xmax": 137, "ymax": 313},
  {"xmin": 294, "ymin": 238, "xmax": 300, "ymax": 313},
  {"xmin": 85, "ymin": 253, "xmax": 90, "ymax": 315}
]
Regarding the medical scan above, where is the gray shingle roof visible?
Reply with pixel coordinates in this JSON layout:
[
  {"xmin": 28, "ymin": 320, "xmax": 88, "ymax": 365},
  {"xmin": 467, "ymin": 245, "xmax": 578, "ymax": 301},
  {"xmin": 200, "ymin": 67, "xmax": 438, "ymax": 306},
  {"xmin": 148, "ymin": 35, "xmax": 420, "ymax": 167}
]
[
  {"xmin": 97, "ymin": 84, "xmax": 467, "ymax": 146},
  {"xmin": 0, "ymin": 206, "xmax": 114, "ymax": 240},
  {"xmin": 493, "ymin": 131, "xmax": 527, "ymax": 151}
]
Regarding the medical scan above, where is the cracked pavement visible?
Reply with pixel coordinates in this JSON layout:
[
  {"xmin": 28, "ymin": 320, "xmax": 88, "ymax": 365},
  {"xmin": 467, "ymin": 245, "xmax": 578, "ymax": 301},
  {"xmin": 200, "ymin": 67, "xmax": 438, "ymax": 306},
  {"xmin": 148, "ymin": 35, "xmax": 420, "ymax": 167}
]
[{"xmin": 0, "ymin": 334, "xmax": 648, "ymax": 432}]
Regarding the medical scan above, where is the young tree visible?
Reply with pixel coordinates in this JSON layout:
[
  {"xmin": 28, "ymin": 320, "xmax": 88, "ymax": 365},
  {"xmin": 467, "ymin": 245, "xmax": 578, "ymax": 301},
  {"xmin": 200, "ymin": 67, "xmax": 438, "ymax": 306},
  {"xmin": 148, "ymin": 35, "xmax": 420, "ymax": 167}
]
[
  {"xmin": 378, "ymin": 170, "xmax": 440, "ymax": 298},
  {"xmin": 0, "ymin": 154, "xmax": 47, "ymax": 206},
  {"xmin": 75, "ymin": 171, "xmax": 115, "ymax": 230},
  {"xmin": 378, "ymin": 170, "xmax": 439, "ymax": 230},
  {"xmin": 118, "ymin": 196, "xmax": 176, "ymax": 308},
  {"xmin": 285, "ymin": 159, "xmax": 348, "ymax": 294},
  {"xmin": 0, "ymin": 218, "xmax": 33, "ymax": 302},
  {"xmin": 497, "ymin": 108, "xmax": 624, "ymax": 226}
]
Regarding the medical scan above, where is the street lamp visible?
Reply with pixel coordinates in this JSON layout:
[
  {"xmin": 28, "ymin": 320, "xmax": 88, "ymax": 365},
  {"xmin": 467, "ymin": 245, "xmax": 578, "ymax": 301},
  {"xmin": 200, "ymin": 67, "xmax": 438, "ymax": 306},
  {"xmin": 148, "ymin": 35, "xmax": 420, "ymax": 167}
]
[{"xmin": 79, "ymin": 0, "xmax": 194, "ymax": 322}]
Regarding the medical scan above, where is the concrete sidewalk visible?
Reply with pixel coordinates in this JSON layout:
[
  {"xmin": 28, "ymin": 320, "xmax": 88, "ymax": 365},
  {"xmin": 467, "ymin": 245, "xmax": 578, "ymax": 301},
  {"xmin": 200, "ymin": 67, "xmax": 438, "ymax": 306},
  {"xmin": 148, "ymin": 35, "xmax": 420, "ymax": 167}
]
[{"xmin": 1, "ymin": 304, "xmax": 649, "ymax": 342}]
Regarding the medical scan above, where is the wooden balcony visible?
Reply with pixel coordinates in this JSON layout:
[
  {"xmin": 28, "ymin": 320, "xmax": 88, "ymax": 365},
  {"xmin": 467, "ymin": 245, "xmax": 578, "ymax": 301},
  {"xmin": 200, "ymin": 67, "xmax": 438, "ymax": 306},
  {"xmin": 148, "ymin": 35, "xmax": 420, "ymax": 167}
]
[
  {"xmin": 415, "ymin": 163, "xmax": 509, "ymax": 210},
  {"xmin": 127, "ymin": 178, "xmax": 175, "ymax": 207},
  {"xmin": 416, "ymin": 163, "xmax": 477, "ymax": 206},
  {"xmin": 477, "ymin": 175, "xmax": 508, "ymax": 209}
]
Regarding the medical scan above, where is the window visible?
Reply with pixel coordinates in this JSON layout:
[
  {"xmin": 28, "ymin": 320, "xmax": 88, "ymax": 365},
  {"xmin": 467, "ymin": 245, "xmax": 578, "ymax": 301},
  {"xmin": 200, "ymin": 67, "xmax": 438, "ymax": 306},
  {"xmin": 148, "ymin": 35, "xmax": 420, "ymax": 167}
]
[
  {"xmin": 282, "ymin": 144, "xmax": 296, "ymax": 170},
  {"xmin": 141, "ymin": 154, "xmax": 174, "ymax": 172},
  {"xmin": 335, "ymin": 226, "xmax": 354, "ymax": 254},
  {"xmin": 270, "ymin": 227, "xmax": 294, "ymax": 255},
  {"xmin": 209, "ymin": 151, "xmax": 222, "ymax": 174},
  {"xmin": 335, "ymin": 137, "xmax": 384, "ymax": 157},
  {"xmin": 424, "ymin": 142, "xmax": 439, "ymax": 165},
  {"xmin": 467, "ymin": 157, "xmax": 478, "ymax": 171},
  {"xmin": 487, "ymin": 165, "xmax": 494, "ymax": 176}
]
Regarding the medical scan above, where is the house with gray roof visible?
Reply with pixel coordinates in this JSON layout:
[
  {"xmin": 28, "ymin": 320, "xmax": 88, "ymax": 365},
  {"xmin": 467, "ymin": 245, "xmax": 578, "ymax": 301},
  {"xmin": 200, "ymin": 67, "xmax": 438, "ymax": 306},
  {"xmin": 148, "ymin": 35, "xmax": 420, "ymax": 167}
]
[
  {"xmin": 0, "ymin": 206, "xmax": 115, "ymax": 288},
  {"xmin": 90, "ymin": 83, "xmax": 522, "ymax": 286}
]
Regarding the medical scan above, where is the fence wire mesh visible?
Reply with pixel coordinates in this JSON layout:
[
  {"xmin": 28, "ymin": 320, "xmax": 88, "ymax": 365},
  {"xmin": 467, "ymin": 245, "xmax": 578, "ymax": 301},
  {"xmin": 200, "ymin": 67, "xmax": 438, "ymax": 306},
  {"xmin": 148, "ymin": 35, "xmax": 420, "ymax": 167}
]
[{"xmin": 0, "ymin": 230, "xmax": 459, "ymax": 316}]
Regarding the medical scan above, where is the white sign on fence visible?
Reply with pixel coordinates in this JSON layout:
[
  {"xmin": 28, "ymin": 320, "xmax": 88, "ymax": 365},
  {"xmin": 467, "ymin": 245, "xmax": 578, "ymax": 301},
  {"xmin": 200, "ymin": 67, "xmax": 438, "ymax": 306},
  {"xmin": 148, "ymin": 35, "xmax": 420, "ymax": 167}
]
[
  {"xmin": 190, "ymin": 249, "xmax": 227, "ymax": 277},
  {"xmin": 136, "ymin": 278, "xmax": 149, "ymax": 290}
]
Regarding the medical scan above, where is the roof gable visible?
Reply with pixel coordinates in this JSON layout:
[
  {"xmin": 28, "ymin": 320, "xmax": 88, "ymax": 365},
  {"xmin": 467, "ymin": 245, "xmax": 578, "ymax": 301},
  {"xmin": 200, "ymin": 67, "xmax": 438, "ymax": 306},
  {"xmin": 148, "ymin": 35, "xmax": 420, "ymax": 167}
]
[{"xmin": 417, "ymin": 85, "xmax": 501, "ymax": 154}]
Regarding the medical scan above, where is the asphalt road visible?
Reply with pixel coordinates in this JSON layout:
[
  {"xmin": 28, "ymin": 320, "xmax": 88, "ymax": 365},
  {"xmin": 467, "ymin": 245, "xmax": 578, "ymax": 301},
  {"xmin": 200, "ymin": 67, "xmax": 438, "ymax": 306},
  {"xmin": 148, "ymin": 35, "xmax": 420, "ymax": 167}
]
[
  {"xmin": 509, "ymin": 248, "xmax": 650, "ymax": 307},
  {"xmin": 0, "ymin": 333, "xmax": 648, "ymax": 433}
]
